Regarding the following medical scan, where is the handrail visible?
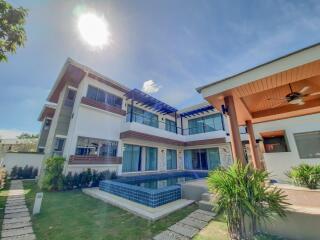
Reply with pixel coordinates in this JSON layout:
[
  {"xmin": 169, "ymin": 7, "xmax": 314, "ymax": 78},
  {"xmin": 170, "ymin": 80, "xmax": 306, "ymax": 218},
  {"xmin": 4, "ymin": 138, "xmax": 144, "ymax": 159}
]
[{"xmin": 126, "ymin": 112, "xmax": 228, "ymax": 135}]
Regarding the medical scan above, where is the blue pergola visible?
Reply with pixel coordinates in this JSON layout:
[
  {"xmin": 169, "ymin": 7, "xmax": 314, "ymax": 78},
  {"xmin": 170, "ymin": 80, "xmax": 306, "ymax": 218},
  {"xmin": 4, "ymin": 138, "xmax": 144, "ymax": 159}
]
[
  {"xmin": 125, "ymin": 89, "xmax": 178, "ymax": 114},
  {"xmin": 179, "ymin": 105, "xmax": 214, "ymax": 118}
]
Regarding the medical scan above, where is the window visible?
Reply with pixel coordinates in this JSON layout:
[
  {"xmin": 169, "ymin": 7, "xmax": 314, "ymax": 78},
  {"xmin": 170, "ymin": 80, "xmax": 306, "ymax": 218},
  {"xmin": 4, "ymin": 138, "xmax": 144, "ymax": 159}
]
[
  {"xmin": 53, "ymin": 138, "xmax": 65, "ymax": 156},
  {"xmin": 166, "ymin": 149, "xmax": 177, "ymax": 170},
  {"xmin": 294, "ymin": 131, "xmax": 320, "ymax": 158},
  {"xmin": 145, "ymin": 147, "xmax": 158, "ymax": 171},
  {"xmin": 184, "ymin": 148, "xmax": 220, "ymax": 170},
  {"xmin": 165, "ymin": 119, "xmax": 176, "ymax": 133},
  {"xmin": 122, "ymin": 144, "xmax": 142, "ymax": 172},
  {"xmin": 44, "ymin": 119, "xmax": 51, "ymax": 130},
  {"xmin": 188, "ymin": 113, "xmax": 223, "ymax": 135},
  {"xmin": 263, "ymin": 136, "xmax": 288, "ymax": 153},
  {"xmin": 75, "ymin": 136, "xmax": 118, "ymax": 157},
  {"xmin": 126, "ymin": 105, "xmax": 159, "ymax": 128},
  {"xmin": 86, "ymin": 85, "xmax": 123, "ymax": 109},
  {"xmin": 64, "ymin": 89, "xmax": 76, "ymax": 107}
]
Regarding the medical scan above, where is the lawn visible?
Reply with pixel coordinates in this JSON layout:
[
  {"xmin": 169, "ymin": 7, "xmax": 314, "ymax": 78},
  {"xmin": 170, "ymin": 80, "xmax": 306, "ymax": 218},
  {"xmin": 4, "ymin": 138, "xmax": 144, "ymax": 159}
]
[
  {"xmin": 0, "ymin": 180, "xmax": 10, "ymax": 231},
  {"xmin": 23, "ymin": 180, "xmax": 198, "ymax": 240}
]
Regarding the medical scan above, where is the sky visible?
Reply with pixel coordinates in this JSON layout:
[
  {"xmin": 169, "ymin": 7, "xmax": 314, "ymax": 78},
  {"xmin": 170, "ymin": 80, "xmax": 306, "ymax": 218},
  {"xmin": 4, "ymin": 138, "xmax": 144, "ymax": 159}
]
[{"xmin": 0, "ymin": 0, "xmax": 320, "ymax": 138}]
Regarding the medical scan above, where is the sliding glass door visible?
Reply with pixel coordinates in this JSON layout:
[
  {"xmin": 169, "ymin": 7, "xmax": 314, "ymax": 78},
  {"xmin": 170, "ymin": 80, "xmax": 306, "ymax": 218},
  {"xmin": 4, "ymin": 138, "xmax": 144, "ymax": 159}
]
[
  {"xmin": 166, "ymin": 149, "xmax": 177, "ymax": 170},
  {"xmin": 122, "ymin": 144, "xmax": 142, "ymax": 172},
  {"xmin": 145, "ymin": 147, "xmax": 158, "ymax": 171},
  {"xmin": 184, "ymin": 148, "xmax": 220, "ymax": 171}
]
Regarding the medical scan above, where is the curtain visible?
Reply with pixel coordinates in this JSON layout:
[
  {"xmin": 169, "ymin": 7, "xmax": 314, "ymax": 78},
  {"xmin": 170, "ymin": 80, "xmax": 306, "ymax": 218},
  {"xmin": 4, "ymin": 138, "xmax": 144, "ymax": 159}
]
[
  {"xmin": 207, "ymin": 148, "xmax": 220, "ymax": 170},
  {"xmin": 167, "ymin": 149, "xmax": 177, "ymax": 170},
  {"xmin": 122, "ymin": 144, "xmax": 141, "ymax": 172},
  {"xmin": 184, "ymin": 150, "xmax": 193, "ymax": 169},
  {"xmin": 145, "ymin": 147, "xmax": 157, "ymax": 171}
]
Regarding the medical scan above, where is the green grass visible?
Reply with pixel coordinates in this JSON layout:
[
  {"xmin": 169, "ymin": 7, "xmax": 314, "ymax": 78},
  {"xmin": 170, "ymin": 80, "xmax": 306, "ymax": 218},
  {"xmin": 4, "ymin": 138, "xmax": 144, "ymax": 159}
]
[
  {"xmin": 0, "ymin": 180, "xmax": 10, "ymax": 231},
  {"xmin": 23, "ymin": 181, "xmax": 198, "ymax": 240}
]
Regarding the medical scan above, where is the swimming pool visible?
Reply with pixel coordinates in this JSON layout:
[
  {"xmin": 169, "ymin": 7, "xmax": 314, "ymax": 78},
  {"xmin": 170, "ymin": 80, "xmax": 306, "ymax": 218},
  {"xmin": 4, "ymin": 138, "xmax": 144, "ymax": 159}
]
[{"xmin": 99, "ymin": 171, "xmax": 207, "ymax": 208}]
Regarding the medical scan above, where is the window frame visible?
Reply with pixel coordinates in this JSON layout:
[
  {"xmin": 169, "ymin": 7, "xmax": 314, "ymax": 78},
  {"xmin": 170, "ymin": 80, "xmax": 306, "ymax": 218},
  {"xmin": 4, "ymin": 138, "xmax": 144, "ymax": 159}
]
[{"xmin": 294, "ymin": 131, "xmax": 320, "ymax": 159}]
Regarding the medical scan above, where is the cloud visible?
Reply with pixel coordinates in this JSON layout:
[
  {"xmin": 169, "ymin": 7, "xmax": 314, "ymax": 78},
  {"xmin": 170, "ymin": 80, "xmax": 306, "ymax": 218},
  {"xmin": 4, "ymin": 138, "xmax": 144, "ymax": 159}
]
[
  {"xmin": 0, "ymin": 129, "xmax": 36, "ymax": 139},
  {"xmin": 142, "ymin": 80, "xmax": 161, "ymax": 94}
]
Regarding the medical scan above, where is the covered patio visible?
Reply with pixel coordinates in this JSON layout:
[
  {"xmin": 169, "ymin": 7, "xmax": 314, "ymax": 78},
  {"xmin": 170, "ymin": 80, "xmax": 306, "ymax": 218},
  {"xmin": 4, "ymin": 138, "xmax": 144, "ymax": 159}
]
[{"xmin": 197, "ymin": 43, "xmax": 320, "ymax": 169}]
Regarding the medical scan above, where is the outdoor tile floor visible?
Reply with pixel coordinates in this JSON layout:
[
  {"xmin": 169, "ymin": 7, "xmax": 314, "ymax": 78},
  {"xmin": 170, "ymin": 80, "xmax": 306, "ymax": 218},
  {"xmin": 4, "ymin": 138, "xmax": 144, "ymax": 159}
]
[
  {"xmin": 153, "ymin": 209, "xmax": 216, "ymax": 240},
  {"xmin": 1, "ymin": 180, "xmax": 36, "ymax": 240}
]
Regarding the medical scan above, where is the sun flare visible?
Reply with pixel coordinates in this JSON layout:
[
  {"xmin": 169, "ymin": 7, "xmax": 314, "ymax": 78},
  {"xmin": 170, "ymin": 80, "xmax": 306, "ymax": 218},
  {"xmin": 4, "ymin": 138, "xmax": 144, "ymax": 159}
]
[{"xmin": 78, "ymin": 13, "xmax": 110, "ymax": 48}]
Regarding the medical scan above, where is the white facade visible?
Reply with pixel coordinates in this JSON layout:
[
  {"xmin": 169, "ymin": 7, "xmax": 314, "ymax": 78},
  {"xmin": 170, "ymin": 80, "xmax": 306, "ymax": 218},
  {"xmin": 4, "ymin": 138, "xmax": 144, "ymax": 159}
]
[
  {"xmin": 253, "ymin": 113, "xmax": 320, "ymax": 181},
  {"xmin": 38, "ymin": 59, "xmax": 235, "ymax": 175}
]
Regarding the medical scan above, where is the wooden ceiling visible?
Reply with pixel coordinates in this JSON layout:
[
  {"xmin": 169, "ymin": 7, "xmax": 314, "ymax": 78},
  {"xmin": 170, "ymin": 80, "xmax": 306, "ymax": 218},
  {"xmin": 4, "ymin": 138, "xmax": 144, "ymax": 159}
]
[{"xmin": 206, "ymin": 59, "xmax": 320, "ymax": 125}]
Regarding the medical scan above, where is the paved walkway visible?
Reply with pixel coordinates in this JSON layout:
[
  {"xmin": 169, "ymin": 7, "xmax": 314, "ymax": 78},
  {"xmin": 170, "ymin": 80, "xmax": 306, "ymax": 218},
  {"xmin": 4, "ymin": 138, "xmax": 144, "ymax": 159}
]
[
  {"xmin": 153, "ymin": 209, "xmax": 216, "ymax": 240},
  {"xmin": 1, "ymin": 180, "xmax": 36, "ymax": 240}
]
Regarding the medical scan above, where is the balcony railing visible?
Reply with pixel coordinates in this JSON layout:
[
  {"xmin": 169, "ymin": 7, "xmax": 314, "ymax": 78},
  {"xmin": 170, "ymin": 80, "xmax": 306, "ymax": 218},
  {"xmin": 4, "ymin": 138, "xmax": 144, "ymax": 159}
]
[{"xmin": 69, "ymin": 155, "xmax": 122, "ymax": 165}]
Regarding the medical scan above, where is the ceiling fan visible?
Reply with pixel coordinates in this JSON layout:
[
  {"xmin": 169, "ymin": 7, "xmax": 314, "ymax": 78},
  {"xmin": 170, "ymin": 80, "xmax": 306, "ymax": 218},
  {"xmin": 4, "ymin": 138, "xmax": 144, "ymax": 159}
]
[{"xmin": 267, "ymin": 83, "xmax": 320, "ymax": 108}]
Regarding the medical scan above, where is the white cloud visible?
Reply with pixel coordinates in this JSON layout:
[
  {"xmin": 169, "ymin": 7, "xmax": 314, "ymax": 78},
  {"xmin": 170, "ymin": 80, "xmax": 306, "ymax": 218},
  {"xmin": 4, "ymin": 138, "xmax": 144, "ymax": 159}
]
[
  {"xmin": 142, "ymin": 80, "xmax": 161, "ymax": 94},
  {"xmin": 0, "ymin": 129, "xmax": 35, "ymax": 139}
]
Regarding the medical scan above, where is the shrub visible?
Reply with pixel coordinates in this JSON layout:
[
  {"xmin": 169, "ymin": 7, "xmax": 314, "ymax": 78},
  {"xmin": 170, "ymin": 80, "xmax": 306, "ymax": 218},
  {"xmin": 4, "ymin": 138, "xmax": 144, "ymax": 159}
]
[
  {"xmin": 288, "ymin": 164, "xmax": 320, "ymax": 189},
  {"xmin": 0, "ymin": 167, "xmax": 7, "ymax": 190},
  {"xmin": 72, "ymin": 172, "xmax": 80, "ymax": 188},
  {"xmin": 64, "ymin": 172, "xmax": 74, "ymax": 190},
  {"xmin": 31, "ymin": 168, "xmax": 38, "ymax": 179},
  {"xmin": 91, "ymin": 170, "xmax": 99, "ymax": 187},
  {"xmin": 208, "ymin": 163, "xmax": 288, "ymax": 240},
  {"xmin": 42, "ymin": 157, "xmax": 65, "ymax": 191},
  {"xmin": 10, "ymin": 166, "xmax": 18, "ymax": 179},
  {"xmin": 17, "ymin": 167, "xmax": 23, "ymax": 179}
]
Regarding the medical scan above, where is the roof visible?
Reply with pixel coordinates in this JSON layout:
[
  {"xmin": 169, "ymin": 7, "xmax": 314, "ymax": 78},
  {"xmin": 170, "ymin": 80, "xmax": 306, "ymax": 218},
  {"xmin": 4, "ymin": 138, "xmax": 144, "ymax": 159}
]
[
  {"xmin": 47, "ymin": 58, "xmax": 130, "ymax": 103},
  {"xmin": 196, "ymin": 42, "xmax": 320, "ymax": 95},
  {"xmin": 179, "ymin": 105, "xmax": 214, "ymax": 118},
  {"xmin": 38, "ymin": 104, "xmax": 56, "ymax": 121},
  {"xmin": 125, "ymin": 89, "xmax": 177, "ymax": 114}
]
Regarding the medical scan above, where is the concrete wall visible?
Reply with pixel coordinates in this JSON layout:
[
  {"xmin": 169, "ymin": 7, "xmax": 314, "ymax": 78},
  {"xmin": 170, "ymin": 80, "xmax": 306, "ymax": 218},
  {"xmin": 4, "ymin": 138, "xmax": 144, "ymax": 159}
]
[
  {"xmin": 2, "ymin": 152, "xmax": 44, "ymax": 175},
  {"xmin": 253, "ymin": 113, "xmax": 320, "ymax": 181},
  {"xmin": 66, "ymin": 164, "xmax": 121, "ymax": 174}
]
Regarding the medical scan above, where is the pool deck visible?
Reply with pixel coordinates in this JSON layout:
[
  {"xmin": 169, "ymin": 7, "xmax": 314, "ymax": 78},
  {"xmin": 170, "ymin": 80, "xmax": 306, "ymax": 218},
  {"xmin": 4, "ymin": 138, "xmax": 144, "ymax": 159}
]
[{"xmin": 83, "ymin": 188, "xmax": 194, "ymax": 221}]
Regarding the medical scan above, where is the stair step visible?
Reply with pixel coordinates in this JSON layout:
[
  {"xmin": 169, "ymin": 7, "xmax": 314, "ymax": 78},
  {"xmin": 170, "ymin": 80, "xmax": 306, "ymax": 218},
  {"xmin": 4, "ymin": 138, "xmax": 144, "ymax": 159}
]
[{"xmin": 198, "ymin": 200, "xmax": 214, "ymax": 212}]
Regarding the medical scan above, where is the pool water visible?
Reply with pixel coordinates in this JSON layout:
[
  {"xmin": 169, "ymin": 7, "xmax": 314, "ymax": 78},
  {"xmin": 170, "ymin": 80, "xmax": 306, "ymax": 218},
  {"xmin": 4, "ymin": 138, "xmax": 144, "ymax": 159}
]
[{"xmin": 125, "ymin": 176, "xmax": 196, "ymax": 189}]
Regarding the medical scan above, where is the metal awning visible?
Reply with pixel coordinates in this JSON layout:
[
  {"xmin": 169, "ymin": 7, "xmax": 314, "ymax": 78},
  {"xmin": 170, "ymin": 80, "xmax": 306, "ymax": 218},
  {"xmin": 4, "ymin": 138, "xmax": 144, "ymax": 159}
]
[
  {"xmin": 180, "ymin": 105, "xmax": 214, "ymax": 118},
  {"xmin": 125, "ymin": 89, "xmax": 177, "ymax": 114}
]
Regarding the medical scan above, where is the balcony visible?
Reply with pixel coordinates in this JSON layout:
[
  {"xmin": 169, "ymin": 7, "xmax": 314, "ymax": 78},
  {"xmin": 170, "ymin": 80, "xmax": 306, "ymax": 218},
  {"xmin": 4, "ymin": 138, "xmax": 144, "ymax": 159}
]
[{"xmin": 69, "ymin": 155, "xmax": 122, "ymax": 165}]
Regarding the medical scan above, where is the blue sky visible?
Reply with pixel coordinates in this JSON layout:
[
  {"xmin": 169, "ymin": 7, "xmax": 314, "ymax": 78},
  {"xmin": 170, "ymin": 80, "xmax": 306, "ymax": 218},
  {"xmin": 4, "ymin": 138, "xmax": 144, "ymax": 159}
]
[{"xmin": 0, "ymin": 0, "xmax": 320, "ymax": 138}]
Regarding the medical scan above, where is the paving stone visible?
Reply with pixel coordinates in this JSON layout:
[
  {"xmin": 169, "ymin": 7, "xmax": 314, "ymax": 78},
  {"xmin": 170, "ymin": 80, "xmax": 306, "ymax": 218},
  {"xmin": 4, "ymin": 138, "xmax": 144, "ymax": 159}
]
[
  {"xmin": 5, "ymin": 208, "xmax": 29, "ymax": 214},
  {"xmin": 179, "ymin": 216, "xmax": 208, "ymax": 229},
  {"xmin": 3, "ymin": 221, "xmax": 32, "ymax": 230},
  {"xmin": 5, "ymin": 205, "xmax": 28, "ymax": 211},
  {"xmin": 1, "ymin": 226, "xmax": 34, "ymax": 238},
  {"xmin": 194, "ymin": 209, "xmax": 216, "ymax": 217},
  {"xmin": 4, "ymin": 211, "xmax": 30, "ymax": 219},
  {"xmin": 7, "ymin": 196, "xmax": 24, "ymax": 200},
  {"xmin": 153, "ymin": 230, "xmax": 189, "ymax": 240},
  {"xmin": 168, "ymin": 222, "xmax": 199, "ymax": 238},
  {"xmin": 3, "ymin": 216, "xmax": 31, "ymax": 224},
  {"xmin": 2, "ymin": 233, "xmax": 36, "ymax": 240},
  {"xmin": 188, "ymin": 212, "xmax": 213, "ymax": 222},
  {"xmin": 6, "ymin": 200, "xmax": 26, "ymax": 205}
]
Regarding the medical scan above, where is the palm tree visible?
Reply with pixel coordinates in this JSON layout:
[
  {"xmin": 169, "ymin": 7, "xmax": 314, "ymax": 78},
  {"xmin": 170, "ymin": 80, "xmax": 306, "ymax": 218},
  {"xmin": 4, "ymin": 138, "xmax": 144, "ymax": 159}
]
[{"xmin": 207, "ymin": 163, "xmax": 289, "ymax": 240}]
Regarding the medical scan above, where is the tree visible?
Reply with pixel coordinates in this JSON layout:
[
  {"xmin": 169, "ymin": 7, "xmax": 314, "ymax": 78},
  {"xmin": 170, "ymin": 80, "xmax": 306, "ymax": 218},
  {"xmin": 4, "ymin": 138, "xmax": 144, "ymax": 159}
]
[
  {"xmin": 208, "ymin": 163, "xmax": 289, "ymax": 239},
  {"xmin": 17, "ymin": 133, "xmax": 38, "ymax": 139},
  {"xmin": 0, "ymin": 0, "xmax": 28, "ymax": 62}
]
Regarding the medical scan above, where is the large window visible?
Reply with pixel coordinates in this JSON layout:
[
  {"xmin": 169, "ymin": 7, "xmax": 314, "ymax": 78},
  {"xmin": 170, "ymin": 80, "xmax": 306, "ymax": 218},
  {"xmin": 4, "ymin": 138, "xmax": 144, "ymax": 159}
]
[
  {"xmin": 145, "ymin": 147, "xmax": 158, "ymax": 171},
  {"xmin": 86, "ymin": 85, "xmax": 123, "ymax": 109},
  {"xmin": 122, "ymin": 144, "xmax": 142, "ymax": 172},
  {"xmin": 165, "ymin": 119, "xmax": 176, "ymax": 133},
  {"xmin": 188, "ymin": 114, "xmax": 223, "ymax": 135},
  {"xmin": 126, "ymin": 105, "xmax": 159, "ymax": 128},
  {"xmin": 166, "ymin": 149, "xmax": 177, "ymax": 170},
  {"xmin": 75, "ymin": 136, "xmax": 118, "ymax": 157},
  {"xmin": 184, "ymin": 148, "xmax": 220, "ymax": 170},
  {"xmin": 294, "ymin": 131, "xmax": 320, "ymax": 158}
]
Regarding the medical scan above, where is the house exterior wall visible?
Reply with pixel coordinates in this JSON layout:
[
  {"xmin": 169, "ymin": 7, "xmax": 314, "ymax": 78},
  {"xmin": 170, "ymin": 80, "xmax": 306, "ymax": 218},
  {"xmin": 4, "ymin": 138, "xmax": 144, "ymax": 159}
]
[{"xmin": 253, "ymin": 113, "xmax": 320, "ymax": 181}]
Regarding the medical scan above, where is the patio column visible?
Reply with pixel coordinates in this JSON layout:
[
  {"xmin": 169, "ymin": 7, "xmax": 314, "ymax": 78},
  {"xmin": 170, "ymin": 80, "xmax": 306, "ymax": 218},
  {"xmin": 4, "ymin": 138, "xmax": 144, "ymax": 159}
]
[
  {"xmin": 224, "ymin": 96, "xmax": 245, "ymax": 165},
  {"xmin": 245, "ymin": 120, "xmax": 261, "ymax": 169}
]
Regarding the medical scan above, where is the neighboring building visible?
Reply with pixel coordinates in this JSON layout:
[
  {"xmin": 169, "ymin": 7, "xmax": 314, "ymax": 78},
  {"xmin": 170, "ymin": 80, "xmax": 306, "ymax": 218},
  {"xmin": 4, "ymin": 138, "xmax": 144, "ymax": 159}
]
[
  {"xmin": 0, "ymin": 138, "xmax": 38, "ymax": 153},
  {"xmin": 38, "ymin": 58, "xmax": 247, "ymax": 175}
]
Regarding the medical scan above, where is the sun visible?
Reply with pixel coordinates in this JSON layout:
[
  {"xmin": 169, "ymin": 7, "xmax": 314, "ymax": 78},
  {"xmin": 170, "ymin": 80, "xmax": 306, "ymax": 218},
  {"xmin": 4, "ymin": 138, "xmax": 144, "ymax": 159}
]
[{"xmin": 78, "ymin": 13, "xmax": 111, "ymax": 48}]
